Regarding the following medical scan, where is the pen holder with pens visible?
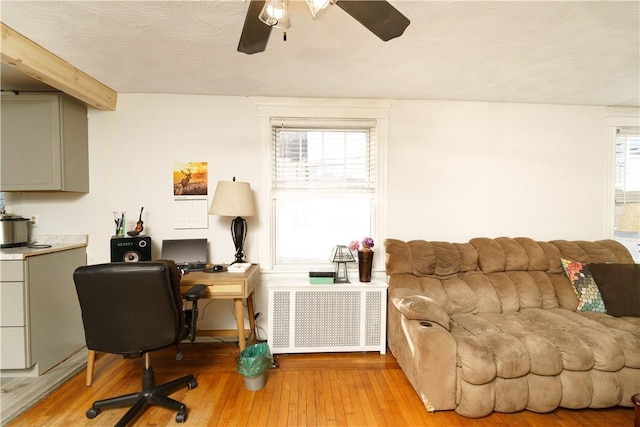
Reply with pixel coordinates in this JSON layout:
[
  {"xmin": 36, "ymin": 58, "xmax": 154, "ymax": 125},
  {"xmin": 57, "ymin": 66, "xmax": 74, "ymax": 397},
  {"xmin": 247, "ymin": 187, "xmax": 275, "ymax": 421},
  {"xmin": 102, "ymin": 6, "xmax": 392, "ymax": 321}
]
[{"xmin": 113, "ymin": 211, "xmax": 126, "ymax": 237}]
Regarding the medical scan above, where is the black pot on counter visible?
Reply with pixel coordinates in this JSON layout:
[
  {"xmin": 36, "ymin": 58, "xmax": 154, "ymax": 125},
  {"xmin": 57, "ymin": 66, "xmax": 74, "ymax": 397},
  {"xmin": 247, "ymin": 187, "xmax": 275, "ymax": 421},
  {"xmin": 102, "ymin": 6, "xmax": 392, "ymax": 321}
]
[{"xmin": 0, "ymin": 214, "xmax": 30, "ymax": 248}]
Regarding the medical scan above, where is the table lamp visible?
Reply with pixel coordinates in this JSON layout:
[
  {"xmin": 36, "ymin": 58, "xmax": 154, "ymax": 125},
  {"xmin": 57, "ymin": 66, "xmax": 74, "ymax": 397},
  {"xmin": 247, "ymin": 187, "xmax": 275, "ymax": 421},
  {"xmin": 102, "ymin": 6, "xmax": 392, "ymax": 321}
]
[
  {"xmin": 210, "ymin": 177, "xmax": 256, "ymax": 264},
  {"xmin": 617, "ymin": 203, "xmax": 640, "ymax": 233},
  {"xmin": 330, "ymin": 245, "xmax": 355, "ymax": 283}
]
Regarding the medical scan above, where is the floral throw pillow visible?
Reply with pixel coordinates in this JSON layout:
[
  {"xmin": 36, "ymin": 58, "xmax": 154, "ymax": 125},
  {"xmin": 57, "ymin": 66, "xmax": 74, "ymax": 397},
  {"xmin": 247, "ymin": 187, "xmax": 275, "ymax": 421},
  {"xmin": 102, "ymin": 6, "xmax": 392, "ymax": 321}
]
[{"xmin": 560, "ymin": 258, "xmax": 606, "ymax": 313}]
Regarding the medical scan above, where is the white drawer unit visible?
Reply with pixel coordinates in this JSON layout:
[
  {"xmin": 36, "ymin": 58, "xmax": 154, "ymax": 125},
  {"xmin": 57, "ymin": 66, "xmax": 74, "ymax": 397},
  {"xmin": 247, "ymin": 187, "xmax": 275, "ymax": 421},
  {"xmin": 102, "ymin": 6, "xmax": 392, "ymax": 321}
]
[{"xmin": 267, "ymin": 280, "xmax": 387, "ymax": 354}]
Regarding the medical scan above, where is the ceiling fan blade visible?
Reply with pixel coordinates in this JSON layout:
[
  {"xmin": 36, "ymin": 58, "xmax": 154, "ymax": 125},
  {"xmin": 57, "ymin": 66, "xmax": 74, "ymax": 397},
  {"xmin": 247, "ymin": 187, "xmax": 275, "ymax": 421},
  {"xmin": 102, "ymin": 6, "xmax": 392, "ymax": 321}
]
[
  {"xmin": 237, "ymin": 0, "xmax": 272, "ymax": 54},
  {"xmin": 336, "ymin": 0, "xmax": 410, "ymax": 42}
]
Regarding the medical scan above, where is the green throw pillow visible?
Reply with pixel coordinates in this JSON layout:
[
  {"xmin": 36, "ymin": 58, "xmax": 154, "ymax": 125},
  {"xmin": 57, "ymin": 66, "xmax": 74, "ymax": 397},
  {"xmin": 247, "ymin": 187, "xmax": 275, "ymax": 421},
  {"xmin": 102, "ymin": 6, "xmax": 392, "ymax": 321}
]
[{"xmin": 560, "ymin": 258, "xmax": 606, "ymax": 313}]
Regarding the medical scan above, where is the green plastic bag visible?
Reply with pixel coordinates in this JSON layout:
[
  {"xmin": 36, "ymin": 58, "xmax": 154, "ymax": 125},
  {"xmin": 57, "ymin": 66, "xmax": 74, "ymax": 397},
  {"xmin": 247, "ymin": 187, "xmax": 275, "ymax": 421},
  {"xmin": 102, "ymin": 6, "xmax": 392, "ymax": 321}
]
[{"xmin": 237, "ymin": 343, "xmax": 273, "ymax": 377}]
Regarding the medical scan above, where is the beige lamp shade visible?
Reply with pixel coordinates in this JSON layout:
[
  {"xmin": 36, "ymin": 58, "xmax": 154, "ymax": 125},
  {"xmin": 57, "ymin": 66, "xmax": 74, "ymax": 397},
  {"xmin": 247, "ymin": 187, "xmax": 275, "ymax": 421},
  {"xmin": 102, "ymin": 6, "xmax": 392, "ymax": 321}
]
[
  {"xmin": 617, "ymin": 203, "xmax": 640, "ymax": 233},
  {"xmin": 209, "ymin": 180, "xmax": 256, "ymax": 217}
]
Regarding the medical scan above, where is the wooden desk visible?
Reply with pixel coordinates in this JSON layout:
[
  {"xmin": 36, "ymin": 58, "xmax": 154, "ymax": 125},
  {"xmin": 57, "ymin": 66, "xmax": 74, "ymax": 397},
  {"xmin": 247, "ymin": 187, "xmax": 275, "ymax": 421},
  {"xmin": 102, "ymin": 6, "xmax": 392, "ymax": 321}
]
[
  {"xmin": 180, "ymin": 264, "xmax": 260, "ymax": 351},
  {"xmin": 85, "ymin": 264, "xmax": 260, "ymax": 386}
]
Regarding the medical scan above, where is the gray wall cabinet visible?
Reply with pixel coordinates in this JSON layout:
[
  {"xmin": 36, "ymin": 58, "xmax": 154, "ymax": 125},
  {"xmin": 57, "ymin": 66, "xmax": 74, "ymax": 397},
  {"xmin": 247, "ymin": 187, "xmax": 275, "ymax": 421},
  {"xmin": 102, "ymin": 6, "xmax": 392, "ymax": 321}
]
[{"xmin": 1, "ymin": 94, "xmax": 89, "ymax": 192}]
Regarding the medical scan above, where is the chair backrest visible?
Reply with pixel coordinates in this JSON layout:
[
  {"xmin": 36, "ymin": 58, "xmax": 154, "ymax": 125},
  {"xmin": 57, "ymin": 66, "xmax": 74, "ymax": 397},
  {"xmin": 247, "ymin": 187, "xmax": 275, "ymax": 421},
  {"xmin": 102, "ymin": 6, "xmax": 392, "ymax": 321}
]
[{"xmin": 73, "ymin": 261, "xmax": 183, "ymax": 355}]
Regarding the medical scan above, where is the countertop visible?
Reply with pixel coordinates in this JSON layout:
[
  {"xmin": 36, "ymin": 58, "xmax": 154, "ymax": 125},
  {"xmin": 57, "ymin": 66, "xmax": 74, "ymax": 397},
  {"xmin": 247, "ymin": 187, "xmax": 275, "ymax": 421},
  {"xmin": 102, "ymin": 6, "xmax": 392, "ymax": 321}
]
[{"xmin": 0, "ymin": 235, "xmax": 88, "ymax": 260}]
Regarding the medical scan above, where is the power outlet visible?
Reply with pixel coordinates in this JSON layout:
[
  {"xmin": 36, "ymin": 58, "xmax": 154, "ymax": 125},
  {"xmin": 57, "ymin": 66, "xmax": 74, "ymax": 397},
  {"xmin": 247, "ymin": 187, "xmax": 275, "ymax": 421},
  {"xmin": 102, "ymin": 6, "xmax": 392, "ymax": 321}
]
[{"xmin": 30, "ymin": 214, "xmax": 38, "ymax": 226}]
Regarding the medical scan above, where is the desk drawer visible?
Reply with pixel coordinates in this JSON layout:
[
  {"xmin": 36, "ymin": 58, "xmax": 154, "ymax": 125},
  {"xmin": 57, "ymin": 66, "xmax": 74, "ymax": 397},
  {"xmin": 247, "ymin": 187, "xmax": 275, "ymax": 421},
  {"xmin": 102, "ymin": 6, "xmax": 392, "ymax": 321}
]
[
  {"xmin": 182, "ymin": 282, "xmax": 245, "ymax": 296},
  {"xmin": 207, "ymin": 284, "xmax": 243, "ymax": 294}
]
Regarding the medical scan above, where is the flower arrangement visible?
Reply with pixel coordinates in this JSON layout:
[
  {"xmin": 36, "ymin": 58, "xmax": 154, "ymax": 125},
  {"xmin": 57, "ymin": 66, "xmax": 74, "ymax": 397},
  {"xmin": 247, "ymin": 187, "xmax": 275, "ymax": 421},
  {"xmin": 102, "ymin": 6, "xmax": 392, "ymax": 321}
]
[{"xmin": 349, "ymin": 237, "xmax": 375, "ymax": 252}]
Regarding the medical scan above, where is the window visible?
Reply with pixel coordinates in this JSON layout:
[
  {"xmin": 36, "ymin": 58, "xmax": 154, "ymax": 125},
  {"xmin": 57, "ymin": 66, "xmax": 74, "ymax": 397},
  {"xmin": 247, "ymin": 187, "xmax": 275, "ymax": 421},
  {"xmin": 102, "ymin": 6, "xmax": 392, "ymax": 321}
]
[
  {"xmin": 257, "ymin": 102, "xmax": 389, "ymax": 271},
  {"xmin": 613, "ymin": 126, "xmax": 640, "ymax": 261},
  {"xmin": 615, "ymin": 127, "xmax": 640, "ymax": 204},
  {"xmin": 271, "ymin": 121, "xmax": 376, "ymax": 265}
]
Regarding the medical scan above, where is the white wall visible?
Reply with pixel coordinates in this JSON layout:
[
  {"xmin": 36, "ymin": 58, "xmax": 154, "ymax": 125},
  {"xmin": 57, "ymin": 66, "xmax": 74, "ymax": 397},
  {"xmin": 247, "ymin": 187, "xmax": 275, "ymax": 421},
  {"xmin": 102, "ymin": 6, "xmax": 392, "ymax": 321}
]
[
  {"xmin": 7, "ymin": 94, "xmax": 612, "ymax": 332},
  {"xmin": 386, "ymin": 100, "xmax": 609, "ymax": 242}
]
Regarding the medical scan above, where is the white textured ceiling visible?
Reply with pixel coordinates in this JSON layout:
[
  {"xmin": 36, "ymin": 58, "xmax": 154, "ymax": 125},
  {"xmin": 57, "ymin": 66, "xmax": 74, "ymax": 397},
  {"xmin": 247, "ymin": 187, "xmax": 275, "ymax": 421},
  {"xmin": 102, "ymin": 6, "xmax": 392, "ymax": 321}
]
[{"xmin": 1, "ymin": 1, "xmax": 639, "ymax": 107}]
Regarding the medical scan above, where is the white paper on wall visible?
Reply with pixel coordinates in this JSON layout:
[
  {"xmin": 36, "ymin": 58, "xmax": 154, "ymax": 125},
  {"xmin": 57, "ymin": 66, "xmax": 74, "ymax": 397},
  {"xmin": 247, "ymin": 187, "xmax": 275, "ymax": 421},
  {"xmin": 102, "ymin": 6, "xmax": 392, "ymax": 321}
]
[{"xmin": 173, "ymin": 196, "xmax": 209, "ymax": 229}]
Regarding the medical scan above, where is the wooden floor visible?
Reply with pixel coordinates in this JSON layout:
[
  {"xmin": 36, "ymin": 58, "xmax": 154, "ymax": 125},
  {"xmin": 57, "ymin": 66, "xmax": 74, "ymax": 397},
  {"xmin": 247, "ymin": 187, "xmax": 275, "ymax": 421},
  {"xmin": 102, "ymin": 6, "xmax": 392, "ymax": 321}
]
[{"xmin": 7, "ymin": 342, "xmax": 634, "ymax": 427}]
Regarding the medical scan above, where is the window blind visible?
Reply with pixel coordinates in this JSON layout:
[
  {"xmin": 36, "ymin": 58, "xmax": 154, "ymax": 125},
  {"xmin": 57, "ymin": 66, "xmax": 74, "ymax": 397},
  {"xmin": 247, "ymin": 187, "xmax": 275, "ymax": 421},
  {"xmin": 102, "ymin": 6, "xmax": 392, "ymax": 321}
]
[{"xmin": 271, "ymin": 119, "xmax": 376, "ymax": 190}]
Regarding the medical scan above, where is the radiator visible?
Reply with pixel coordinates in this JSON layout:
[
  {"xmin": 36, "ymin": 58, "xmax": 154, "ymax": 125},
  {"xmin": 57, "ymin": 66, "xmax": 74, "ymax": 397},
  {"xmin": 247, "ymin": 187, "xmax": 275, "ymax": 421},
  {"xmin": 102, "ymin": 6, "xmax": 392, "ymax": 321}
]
[{"xmin": 267, "ymin": 281, "xmax": 387, "ymax": 354}]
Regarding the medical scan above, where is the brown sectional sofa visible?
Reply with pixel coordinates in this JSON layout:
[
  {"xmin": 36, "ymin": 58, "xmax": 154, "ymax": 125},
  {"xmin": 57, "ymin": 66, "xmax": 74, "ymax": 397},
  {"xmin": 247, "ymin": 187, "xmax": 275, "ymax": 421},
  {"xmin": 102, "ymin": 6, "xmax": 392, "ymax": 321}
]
[{"xmin": 384, "ymin": 237, "xmax": 640, "ymax": 418}]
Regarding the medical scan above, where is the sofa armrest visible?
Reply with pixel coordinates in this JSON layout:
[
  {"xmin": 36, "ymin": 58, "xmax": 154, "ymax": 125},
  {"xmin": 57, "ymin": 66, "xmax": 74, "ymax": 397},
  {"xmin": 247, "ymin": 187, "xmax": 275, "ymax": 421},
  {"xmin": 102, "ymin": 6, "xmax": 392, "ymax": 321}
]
[
  {"xmin": 390, "ymin": 287, "xmax": 451, "ymax": 331},
  {"xmin": 387, "ymin": 291, "xmax": 458, "ymax": 411}
]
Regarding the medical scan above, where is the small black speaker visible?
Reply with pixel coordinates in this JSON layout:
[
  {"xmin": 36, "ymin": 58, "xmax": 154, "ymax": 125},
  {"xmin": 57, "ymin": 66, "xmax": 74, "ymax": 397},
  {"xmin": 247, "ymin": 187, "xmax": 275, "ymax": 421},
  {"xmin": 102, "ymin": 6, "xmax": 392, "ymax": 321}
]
[{"xmin": 110, "ymin": 236, "xmax": 152, "ymax": 262}]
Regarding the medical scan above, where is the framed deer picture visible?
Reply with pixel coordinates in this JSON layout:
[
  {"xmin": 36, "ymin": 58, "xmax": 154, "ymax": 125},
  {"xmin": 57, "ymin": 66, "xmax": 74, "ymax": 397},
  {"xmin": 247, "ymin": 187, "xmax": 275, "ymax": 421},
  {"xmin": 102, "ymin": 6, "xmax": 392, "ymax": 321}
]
[{"xmin": 173, "ymin": 162, "xmax": 208, "ymax": 196}]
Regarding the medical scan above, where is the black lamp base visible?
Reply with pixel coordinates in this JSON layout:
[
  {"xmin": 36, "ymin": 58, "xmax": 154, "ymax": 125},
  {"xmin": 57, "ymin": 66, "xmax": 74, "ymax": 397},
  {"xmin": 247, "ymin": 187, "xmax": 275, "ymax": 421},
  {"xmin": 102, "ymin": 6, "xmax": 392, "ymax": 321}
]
[{"xmin": 231, "ymin": 216, "xmax": 248, "ymax": 264}]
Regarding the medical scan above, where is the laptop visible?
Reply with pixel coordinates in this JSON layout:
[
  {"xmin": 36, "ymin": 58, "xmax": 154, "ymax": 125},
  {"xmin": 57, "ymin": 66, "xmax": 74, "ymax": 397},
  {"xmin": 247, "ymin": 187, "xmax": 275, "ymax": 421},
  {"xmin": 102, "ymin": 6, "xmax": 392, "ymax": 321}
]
[{"xmin": 161, "ymin": 238, "xmax": 208, "ymax": 271}]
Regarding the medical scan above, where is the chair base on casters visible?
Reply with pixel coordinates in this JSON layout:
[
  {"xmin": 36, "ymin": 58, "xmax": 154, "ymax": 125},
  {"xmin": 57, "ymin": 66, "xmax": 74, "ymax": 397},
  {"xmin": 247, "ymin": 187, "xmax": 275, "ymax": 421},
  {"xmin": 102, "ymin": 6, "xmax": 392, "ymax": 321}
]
[{"xmin": 86, "ymin": 363, "xmax": 197, "ymax": 426}]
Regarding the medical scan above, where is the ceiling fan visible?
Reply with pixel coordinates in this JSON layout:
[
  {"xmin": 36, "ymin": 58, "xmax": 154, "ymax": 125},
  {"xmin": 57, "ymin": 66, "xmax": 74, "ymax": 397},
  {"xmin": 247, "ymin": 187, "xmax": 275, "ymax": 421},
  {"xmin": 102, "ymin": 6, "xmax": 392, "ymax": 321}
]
[{"xmin": 237, "ymin": 0, "xmax": 411, "ymax": 54}]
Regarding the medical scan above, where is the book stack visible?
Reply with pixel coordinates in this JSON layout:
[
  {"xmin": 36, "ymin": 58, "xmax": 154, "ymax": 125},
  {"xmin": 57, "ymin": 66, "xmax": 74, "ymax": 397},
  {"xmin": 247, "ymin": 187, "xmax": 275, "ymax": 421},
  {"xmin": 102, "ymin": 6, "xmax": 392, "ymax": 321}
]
[{"xmin": 309, "ymin": 270, "xmax": 335, "ymax": 284}]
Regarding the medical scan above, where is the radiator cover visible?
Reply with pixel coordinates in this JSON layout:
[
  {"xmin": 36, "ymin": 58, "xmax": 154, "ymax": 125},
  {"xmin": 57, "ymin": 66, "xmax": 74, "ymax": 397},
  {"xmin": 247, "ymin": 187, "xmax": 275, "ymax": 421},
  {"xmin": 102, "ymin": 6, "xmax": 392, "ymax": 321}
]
[{"xmin": 268, "ymin": 281, "xmax": 387, "ymax": 354}]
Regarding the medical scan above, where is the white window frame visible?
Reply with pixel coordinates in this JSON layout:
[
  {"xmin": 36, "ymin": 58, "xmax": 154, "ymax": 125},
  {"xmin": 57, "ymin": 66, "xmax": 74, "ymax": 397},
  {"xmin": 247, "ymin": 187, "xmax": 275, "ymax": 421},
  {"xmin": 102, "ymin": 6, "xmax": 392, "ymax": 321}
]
[
  {"xmin": 606, "ymin": 108, "xmax": 640, "ymax": 262},
  {"xmin": 257, "ymin": 101, "xmax": 390, "ymax": 272},
  {"xmin": 614, "ymin": 127, "xmax": 640, "ymax": 203}
]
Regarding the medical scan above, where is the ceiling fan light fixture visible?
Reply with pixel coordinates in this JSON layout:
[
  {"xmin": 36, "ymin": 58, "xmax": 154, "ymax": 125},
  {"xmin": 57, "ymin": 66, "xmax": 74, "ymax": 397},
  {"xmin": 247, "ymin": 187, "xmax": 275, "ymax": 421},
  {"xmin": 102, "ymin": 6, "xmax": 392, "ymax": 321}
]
[
  {"xmin": 305, "ymin": 0, "xmax": 336, "ymax": 19},
  {"xmin": 259, "ymin": 0, "xmax": 291, "ymax": 28}
]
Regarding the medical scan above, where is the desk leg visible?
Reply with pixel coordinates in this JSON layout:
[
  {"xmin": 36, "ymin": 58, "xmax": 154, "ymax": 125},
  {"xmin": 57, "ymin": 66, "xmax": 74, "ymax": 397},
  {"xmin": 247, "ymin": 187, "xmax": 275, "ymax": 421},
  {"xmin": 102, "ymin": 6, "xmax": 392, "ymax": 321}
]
[
  {"xmin": 86, "ymin": 350, "xmax": 95, "ymax": 386},
  {"xmin": 235, "ymin": 298, "xmax": 246, "ymax": 350},
  {"xmin": 247, "ymin": 291, "xmax": 256, "ymax": 340}
]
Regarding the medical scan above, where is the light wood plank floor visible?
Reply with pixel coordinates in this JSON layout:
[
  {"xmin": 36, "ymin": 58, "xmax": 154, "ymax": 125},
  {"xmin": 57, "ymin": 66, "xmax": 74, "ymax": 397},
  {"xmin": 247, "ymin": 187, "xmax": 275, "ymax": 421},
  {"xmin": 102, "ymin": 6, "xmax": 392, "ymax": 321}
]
[{"xmin": 6, "ymin": 343, "xmax": 635, "ymax": 426}]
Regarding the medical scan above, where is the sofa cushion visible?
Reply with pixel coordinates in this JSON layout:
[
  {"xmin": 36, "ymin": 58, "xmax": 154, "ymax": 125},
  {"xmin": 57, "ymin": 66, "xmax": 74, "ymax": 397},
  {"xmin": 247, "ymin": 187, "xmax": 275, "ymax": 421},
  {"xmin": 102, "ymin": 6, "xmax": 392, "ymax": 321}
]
[
  {"xmin": 432, "ymin": 242, "xmax": 463, "ymax": 276},
  {"xmin": 442, "ymin": 276, "xmax": 478, "ymax": 314},
  {"xmin": 515, "ymin": 237, "xmax": 550, "ymax": 271},
  {"xmin": 594, "ymin": 240, "xmax": 636, "ymax": 263},
  {"xmin": 529, "ymin": 271, "xmax": 560, "ymax": 309},
  {"xmin": 538, "ymin": 242, "xmax": 564, "ymax": 274},
  {"xmin": 471, "ymin": 238, "xmax": 506, "ymax": 273},
  {"xmin": 538, "ymin": 308, "xmax": 626, "ymax": 371},
  {"xmin": 577, "ymin": 241, "xmax": 628, "ymax": 263},
  {"xmin": 560, "ymin": 258, "xmax": 606, "ymax": 313},
  {"xmin": 384, "ymin": 238, "xmax": 414, "ymax": 275},
  {"xmin": 589, "ymin": 263, "xmax": 640, "ymax": 317},
  {"xmin": 507, "ymin": 271, "xmax": 543, "ymax": 309},
  {"xmin": 462, "ymin": 272, "xmax": 501, "ymax": 313},
  {"xmin": 451, "ymin": 313, "xmax": 530, "ymax": 379},
  {"xmin": 553, "ymin": 241, "xmax": 590, "ymax": 263},
  {"xmin": 478, "ymin": 312, "xmax": 563, "ymax": 376},
  {"xmin": 408, "ymin": 240, "xmax": 437, "ymax": 275},
  {"xmin": 454, "ymin": 243, "xmax": 478, "ymax": 272},
  {"xmin": 496, "ymin": 237, "xmax": 530, "ymax": 271},
  {"xmin": 486, "ymin": 272, "xmax": 521, "ymax": 312}
]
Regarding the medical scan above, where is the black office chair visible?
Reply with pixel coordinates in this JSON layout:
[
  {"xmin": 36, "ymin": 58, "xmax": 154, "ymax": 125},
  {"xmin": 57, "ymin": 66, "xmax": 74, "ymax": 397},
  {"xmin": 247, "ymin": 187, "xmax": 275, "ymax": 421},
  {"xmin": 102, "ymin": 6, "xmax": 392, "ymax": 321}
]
[{"xmin": 73, "ymin": 260, "xmax": 206, "ymax": 426}]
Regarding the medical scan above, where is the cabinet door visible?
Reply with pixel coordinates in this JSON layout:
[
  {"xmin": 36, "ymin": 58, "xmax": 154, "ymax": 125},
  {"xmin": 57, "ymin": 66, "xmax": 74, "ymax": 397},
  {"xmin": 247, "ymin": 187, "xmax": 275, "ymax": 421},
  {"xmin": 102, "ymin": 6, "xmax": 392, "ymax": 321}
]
[
  {"xmin": 27, "ymin": 248, "xmax": 87, "ymax": 374},
  {"xmin": 1, "ymin": 95, "xmax": 62, "ymax": 190}
]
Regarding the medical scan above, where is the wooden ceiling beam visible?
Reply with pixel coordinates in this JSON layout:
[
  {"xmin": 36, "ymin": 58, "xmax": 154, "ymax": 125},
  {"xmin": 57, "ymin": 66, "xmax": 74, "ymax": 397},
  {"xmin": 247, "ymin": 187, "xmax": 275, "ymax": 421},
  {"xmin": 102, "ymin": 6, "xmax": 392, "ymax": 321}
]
[{"xmin": 1, "ymin": 23, "xmax": 117, "ymax": 110}]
